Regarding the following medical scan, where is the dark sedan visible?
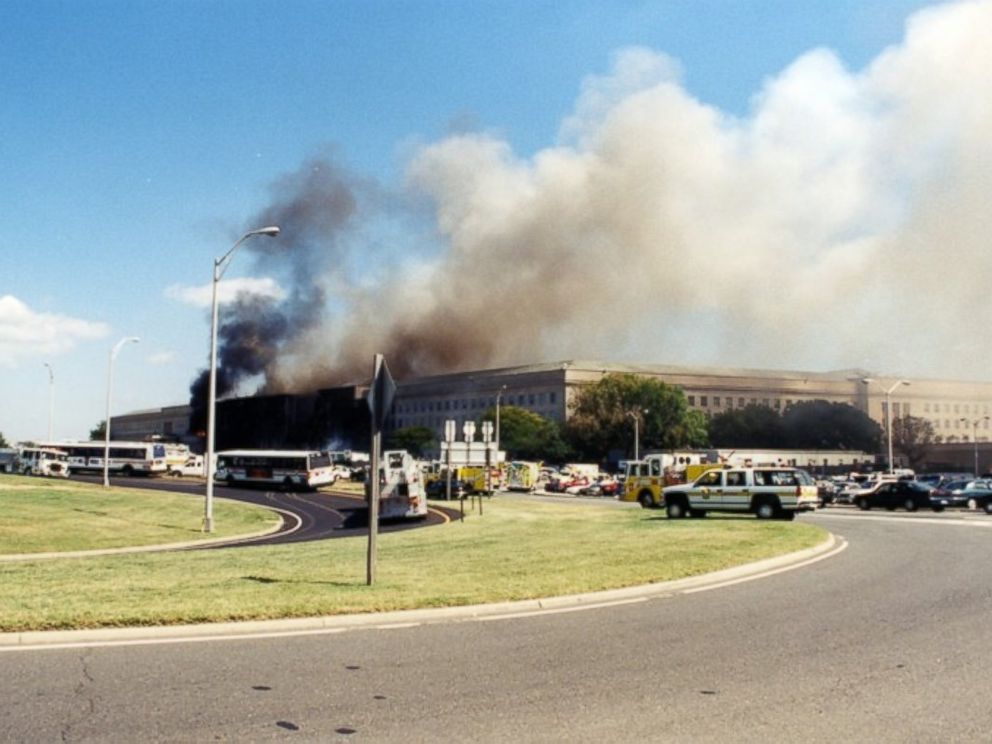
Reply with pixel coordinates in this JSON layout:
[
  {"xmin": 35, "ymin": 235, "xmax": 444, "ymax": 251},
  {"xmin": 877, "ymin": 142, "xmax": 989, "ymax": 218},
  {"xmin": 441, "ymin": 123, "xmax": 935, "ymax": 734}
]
[
  {"xmin": 956, "ymin": 488, "xmax": 992, "ymax": 513},
  {"xmin": 854, "ymin": 481, "xmax": 947, "ymax": 512}
]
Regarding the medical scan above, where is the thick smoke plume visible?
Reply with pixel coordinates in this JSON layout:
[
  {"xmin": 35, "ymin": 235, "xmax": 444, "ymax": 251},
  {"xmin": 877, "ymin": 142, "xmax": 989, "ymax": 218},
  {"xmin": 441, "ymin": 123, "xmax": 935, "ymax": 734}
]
[{"xmin": 197, "ymin": 0, "xmax": 992, "ymax": 407}]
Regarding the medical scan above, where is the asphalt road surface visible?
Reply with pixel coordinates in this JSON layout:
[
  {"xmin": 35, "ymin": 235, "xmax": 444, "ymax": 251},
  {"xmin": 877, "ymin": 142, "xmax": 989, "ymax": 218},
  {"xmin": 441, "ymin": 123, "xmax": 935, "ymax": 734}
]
[
  {"xmin": 68, "ymin": 474, "xmax": 457, "ymax": 546},
  {"xmin": 2, "ymin": 512, "xmax": 991, "ymax": 742}
]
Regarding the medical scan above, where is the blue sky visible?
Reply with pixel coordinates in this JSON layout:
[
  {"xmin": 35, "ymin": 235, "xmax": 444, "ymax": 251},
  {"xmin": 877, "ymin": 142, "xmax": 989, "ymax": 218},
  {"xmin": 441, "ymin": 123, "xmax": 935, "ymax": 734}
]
[{"xmin": 0, "ymin": 0, "xmax": 966, "ymax": 443}]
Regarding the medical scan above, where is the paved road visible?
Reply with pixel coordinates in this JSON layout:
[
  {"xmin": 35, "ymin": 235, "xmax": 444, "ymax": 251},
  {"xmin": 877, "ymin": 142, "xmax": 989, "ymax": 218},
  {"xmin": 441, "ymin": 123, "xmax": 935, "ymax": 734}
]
[
  {"xmin": 69, "ymin": 474, "xmax": 457, "ymax": 546},
  {"xmin": 2, "ymin": 512, "xmax": 991, "ymax": 742}
]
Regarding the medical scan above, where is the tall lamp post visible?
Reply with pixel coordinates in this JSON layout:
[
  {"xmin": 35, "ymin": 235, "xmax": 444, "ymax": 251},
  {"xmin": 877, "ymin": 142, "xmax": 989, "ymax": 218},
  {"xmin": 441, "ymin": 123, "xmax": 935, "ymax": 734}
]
[
  {"xmin": 861, "ymin": 378, "xmax": 909, "ymax": 473},
  {"xmin": 626, "ymin": 408, "xmax": 649, "ymax": 461},
  {"xmin": 43, "ymin": 362, "xmax": 54, "ymax": 441},
  {"xmin": 104, "ymin": 337, "xmax": 140, "ymax": 487},
  {"xmin": 495, "ymin": 384, "xmax": 507, "ymax": 452},
  {"xmin": 960, "ymin": 416, "xmax": 990, "ymax": 476},
  {"xmin": 204, "ymin": 225, "xmax": 280, "ymax": 533}
]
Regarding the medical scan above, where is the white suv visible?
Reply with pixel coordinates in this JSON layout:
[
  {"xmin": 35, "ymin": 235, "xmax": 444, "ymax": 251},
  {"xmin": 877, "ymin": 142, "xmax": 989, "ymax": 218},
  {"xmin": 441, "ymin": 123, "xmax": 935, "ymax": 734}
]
[{"xmin": 661, "ymin": 467, "xmax": 818, "ymax": 520}]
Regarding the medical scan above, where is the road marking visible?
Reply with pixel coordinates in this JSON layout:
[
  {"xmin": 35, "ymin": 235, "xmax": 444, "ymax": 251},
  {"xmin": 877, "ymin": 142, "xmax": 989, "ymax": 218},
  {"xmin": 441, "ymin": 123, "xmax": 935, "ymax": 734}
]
[
  {"xmin": 474, "ymin": 596, "xmax": 649, "ymax": 622},
  {"xmin": 682, "ymin": 535, "xmax": 849, "ymax": 594},
  {"xmin": 0, "ymin": 627, "xmax": 351, "ymax": 653}
]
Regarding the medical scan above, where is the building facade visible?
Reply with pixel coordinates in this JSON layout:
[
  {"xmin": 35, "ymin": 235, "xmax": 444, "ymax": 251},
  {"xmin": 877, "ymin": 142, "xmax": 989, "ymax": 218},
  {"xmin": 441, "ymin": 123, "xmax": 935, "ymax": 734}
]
[{"xmin": 112, "ymin": 360, "xmax": 992, "ymax": 453}]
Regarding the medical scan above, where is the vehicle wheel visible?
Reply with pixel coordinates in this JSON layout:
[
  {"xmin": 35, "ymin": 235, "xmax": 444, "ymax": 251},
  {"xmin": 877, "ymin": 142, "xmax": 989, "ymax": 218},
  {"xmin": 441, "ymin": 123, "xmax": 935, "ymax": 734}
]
[
  {"xmin": 638, "ymin": 491, "xmax": 655, "ymax": 509},
  {"xmin": 984, "ymin": 502, "xmax": 992, "ymax": 515},
  {"xmin": 932, "ymin": 505, "xmax": 945, "ymax": 513},
  {"xmin": 903, "ymin": 498, "xmax": 918, "ymax": 512},
  {"xmin": 122, "ymin": 465, "xmax": 134, "ymax": 477},
  {"xmin": 689, "ymin": 509, "xmax": 707, "ymax": 518},
  {"xmin": 755, "ymin": 500, "xmax": 777, "ymax": 520},
  {"xmin": 666, "ymin": 500, "xmax": 686, "ymax": 519},
  {"xmin": 856, "ymin": 498, "xmax": 870, "ymax": 511},
  {"xmin": 967, "ymin": 498, "xmax": 978, "ymax": 510},
  {"xmin": 226, "ymin": 475, "xmax": 236, "ymax": 487}
]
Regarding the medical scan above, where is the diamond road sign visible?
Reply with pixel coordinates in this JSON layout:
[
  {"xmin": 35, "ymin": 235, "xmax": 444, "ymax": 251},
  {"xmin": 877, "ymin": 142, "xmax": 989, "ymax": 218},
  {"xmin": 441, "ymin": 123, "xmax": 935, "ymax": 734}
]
[{"xmin": 367, "ymin": 354, "xmax": 396, "ymax": 430}]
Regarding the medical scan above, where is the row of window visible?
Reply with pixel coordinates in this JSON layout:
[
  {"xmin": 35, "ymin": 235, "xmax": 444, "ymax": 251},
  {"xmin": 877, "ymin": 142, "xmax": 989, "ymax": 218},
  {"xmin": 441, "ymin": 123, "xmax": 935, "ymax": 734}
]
[
  {"xmin": 686, "ymin": 396, "xmax": 812, "ymax": 410},
  {"xmin": 922, "ymin": 402, "xmax": 990, "ymax": 416},
  {"xmin": 927, "ymin": 418, "xmax": 991, "ymax": 431},
  {"xmin": 394, "ymin": 392, "xmax": 558, "ymax": 415}
]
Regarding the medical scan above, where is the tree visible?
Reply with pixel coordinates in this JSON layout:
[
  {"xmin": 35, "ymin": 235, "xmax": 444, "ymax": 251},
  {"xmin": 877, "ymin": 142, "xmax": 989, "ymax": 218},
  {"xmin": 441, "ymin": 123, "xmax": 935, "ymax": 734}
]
[
  {"xmin": 89, "ymin": 420, "xmax": 106, "ymax": 440},
  {"xmin": 564, "ymin": 374, "xmax": 707, "ymax": 460},
  {"xmin": 0, "ymin": 431, "xmax": 8, "ymax": 448},
  {"xmin": 480, "ymin": 406, "xmax": 569, "ymax": 462},
  {"xmin": 385, "ymin": 426, "xmax": 437, "ymax": 457},
  {"xmin": 708, "ymin": 405, "xmax": 785, "ymax": 448},
  {"xmin": 781, "ymin": 400, "xmax": 882, "ymax": 452},
  {"xmin": 892, "ymin": 415, "xmax": 936, "ymax": 471}
]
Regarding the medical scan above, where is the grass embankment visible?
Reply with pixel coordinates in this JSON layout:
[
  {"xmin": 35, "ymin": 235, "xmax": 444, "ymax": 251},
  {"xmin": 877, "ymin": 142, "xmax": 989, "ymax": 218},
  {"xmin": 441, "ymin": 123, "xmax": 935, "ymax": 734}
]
[
  {"xmin": 0, "ymin": 476, "xmax": 827, "ymax": 633},
  {"xmin": 0, "ymin": 474, "xmax": 278, "ymax": 553}
]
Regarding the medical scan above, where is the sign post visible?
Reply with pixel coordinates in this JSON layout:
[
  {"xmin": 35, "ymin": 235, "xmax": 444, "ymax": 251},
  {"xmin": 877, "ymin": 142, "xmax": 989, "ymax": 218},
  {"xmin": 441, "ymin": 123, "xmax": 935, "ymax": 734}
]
[
  {"xmin": 463, "ymin": 421, "xmax": 477, "ymax": 513},
  {"xmin": 481, "ymin": 421, "xmax": 494, "ymax": 513},
  {"xmin": 443, "ymin": 419, "xmax": 457, "ymax": 518},
  {"xmin": 365, "ymin": 354, "xmax": 395, "ymax": 586}
]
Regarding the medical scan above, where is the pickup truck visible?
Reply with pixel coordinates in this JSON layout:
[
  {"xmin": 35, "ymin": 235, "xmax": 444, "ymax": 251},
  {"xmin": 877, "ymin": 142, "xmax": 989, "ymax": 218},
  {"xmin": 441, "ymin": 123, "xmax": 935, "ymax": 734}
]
[{"xmin": 661, "ymin": 466, "xmax": 819, "ymax": 520}]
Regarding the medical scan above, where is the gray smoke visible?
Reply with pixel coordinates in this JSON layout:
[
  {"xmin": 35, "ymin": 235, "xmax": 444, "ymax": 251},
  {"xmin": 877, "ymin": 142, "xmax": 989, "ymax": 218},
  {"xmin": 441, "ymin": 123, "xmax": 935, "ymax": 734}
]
[{"xmin": 212, "ymin": 0, "xmax": 992, "ymax": 395}]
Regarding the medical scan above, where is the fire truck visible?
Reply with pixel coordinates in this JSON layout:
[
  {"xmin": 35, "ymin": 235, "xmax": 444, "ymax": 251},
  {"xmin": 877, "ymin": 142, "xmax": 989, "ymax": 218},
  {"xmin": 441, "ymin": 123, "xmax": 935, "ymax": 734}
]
[
  {"xmin": 620, "ymin": 452, "xmax": 715, "ymax": 508},
  {"xmin": 372, "ymin": 450, "xmax": 429, "ymax": 519}
]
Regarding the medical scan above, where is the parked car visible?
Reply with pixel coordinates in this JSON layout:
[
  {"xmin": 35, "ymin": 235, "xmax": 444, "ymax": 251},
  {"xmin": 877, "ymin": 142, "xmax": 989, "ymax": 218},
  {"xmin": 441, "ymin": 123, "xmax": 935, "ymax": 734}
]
[
  {"xmin": 816, "ymin": 479, "xmax": 838, "ymax": 505},
  {"xmin": 426, "ymin": 478, "xmax": 466, "ymax": 499},
  {"xmin": 578, "ymin": 477, "xmax": 620, "ymax": 497},
  {"xmin": 854, "ymin": 480, "xmax": 947, "ymax": 512},
  {"xmin": 960, "ymin": 490, "xmax": 992, "ymax": 514}
]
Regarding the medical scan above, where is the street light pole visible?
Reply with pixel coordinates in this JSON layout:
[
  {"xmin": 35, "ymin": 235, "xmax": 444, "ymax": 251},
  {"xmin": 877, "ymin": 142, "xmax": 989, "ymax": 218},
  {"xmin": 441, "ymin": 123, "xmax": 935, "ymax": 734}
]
[
  {"xmin": 204, "ymin": 225, "xmax": 280, "ymax": 533},
  {"xmin": 862, "ymin": 378, "xmax": 909, "ymax": 473},
  {"xmin": 626, "ymin": 409, "xmax": 649, "ymax": 461},
  {"xmin": 104, "ymin": 337, "xmax": 140, "ymax": 488},
  {"xmin": 43, "ymin": 362, "xmax": 54, "ymax": 441},
  {"xmin": 495, "ymin": 384, "xmax": 507, "ymax": 452},
  {"xmin": 959, "ymin": 416, "xmax": 989, "ymax": 476}
]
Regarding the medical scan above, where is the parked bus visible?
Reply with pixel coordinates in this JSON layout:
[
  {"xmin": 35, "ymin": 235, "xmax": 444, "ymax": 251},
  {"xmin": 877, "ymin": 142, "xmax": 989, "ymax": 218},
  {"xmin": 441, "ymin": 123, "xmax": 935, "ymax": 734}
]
[
  {"xmin": 0, "ymin": 448, "xmax": 17, "ymax": 473},
  {"xmin": 214, "ymin": 449, "xmax": 336, "ymax": 490},
  {"xmin": 16, "ymin": 446, "xmax": 70, "ymax": 478},
  {"xmin": 39, "ymin": 441, "xmax": 169, "ymax": 476}
]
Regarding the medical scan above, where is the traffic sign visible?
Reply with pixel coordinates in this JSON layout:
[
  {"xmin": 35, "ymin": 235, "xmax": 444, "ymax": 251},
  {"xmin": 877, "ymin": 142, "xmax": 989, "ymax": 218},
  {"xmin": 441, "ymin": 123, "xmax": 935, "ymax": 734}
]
[{"xmin": 367, "ymin": 354, "xmax": 396, "ymax": 430}]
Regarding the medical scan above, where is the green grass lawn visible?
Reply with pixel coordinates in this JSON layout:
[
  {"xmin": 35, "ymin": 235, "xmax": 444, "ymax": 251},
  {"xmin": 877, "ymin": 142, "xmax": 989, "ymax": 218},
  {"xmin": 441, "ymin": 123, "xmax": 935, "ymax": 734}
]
[
  {"xmin": 0, "ymin": 474, "xmax": 278, "ymax": 553},
  {"xmin": 0, "ymin": 477, "xmax": 827, "ymax": 632}
]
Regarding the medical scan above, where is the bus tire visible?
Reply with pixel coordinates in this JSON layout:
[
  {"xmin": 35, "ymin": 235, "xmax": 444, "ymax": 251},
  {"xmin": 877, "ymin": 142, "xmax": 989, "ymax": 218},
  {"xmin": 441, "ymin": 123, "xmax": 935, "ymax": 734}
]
[
  {"xmin": 638, "ymin": 491, "xmax": 655, "ymax": 509},
  {"xmin": 122, "ymin": 465, "xmax": 134, "ymax": 477}
]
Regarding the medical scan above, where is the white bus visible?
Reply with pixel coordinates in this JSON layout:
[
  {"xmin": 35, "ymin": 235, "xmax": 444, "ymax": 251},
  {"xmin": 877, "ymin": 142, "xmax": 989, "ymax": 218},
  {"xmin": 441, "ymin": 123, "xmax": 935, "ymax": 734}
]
[
  {"xmin": 214, "ymin": 449, "xmax": 336, "ymax": 490},
  {"xmin": 39, "ymin": 441, "xmax": 169, "ymax": 476},
  {"xmin": 16, "ymin": 447, "xmax": 70, "ymax": 478},
  {"xmin": 372, "ymin": 450, "xmax": 429, "ymax": 519}
]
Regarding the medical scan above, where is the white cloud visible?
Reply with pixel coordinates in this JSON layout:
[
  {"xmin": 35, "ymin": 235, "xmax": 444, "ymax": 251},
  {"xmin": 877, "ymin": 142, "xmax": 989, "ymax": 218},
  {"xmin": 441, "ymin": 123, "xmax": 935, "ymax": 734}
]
[
  {"xmin": 0, "ymin": 295, "xmax": 109, "ymax": 366},
  {"xmin": 147, "ymin": 351, "xmax": 176, "ymax": 366},
  {"xmin": 164, "ymin": 277, "xmax": 287, "ymax": 308}
]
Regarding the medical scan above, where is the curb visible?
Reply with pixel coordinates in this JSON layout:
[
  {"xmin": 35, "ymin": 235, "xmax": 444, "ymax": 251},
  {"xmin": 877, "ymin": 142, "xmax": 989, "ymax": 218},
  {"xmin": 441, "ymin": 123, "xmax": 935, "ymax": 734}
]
[{"xmin": 0, "ymin": 532, "xmax": 839, "ymax": 649}]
